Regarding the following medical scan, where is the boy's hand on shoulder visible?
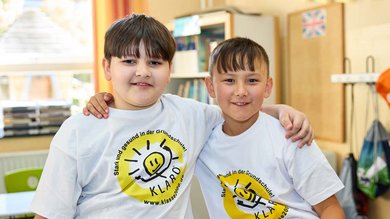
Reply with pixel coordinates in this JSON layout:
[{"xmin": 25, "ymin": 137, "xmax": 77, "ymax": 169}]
[
  {"xmin": 278, "ymin": 105, "xmax": 314, "ymax": 148},
  {"xmin": 82, "ymin": 92, "xmax": 113, "ymax": 119}
]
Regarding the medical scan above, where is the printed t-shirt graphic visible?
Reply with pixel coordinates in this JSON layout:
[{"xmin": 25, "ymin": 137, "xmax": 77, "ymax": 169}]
[
  {"xmin": 114, "ymin": 130, "xmax": 187, "ymax": 205},
  {"xmin": 219, "ymin": 170, "xmax": 288, "ymax": 218}
]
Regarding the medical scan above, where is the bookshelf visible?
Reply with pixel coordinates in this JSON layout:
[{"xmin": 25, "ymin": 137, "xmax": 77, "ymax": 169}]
[
  {"xmin": 165, "ymin": 10, "xmax": 281, "ymax": 104},
  {"xmin": 1, "ymin": 101, "xmax": 71, "ymax": 138}
]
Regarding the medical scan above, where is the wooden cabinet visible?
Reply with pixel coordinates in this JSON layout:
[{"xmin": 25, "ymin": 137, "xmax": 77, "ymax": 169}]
[
  {"xmin": 288, "ymin": 4, "xmax": 344, "ymax": 142},
  {"xmin": 165, "ymin": 10, "xmax": 281, "ymax": 104}
]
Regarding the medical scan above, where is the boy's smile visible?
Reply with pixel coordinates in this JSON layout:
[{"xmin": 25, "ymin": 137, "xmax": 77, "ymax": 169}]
[
  {"xmin": 130, "ymin": 82, "xmax": 152, "ymax": 87},
  {"xmin": 206, "ymin": 63, "xmax": 272, "ymax": 136},
  {"xmin": 103, "ymin": 42, "xmax": 171, "ymax": 110}
]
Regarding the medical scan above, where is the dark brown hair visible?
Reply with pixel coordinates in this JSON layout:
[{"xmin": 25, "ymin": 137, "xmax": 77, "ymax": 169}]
[
  {"xmin": 104, "ymin": 13, "xmax": 176, "ymax": 63},
  {"xmin": 209, "ymin": 37, "xmax": 269, "ymax": 76}
]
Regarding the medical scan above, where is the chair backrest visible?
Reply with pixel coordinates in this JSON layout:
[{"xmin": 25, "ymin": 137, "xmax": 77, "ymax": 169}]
[{"xmin": 4, "ymin": 167, "xmax": 43, "ymax": 193}]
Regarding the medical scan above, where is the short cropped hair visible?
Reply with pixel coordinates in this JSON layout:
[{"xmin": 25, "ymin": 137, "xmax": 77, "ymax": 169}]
[
  {"xmin": 104, "ymin": 13, "xmax": 176, "ymax": 63},
  {"xmin": 209, "ymin": 37, "xmax": 269, "ymax": 76}
]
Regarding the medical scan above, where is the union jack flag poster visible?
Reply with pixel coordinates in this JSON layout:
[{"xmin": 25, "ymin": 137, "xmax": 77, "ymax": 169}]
[{"xmin": 302, "ymin": 9, "xmax": 327, "ymax": 39}]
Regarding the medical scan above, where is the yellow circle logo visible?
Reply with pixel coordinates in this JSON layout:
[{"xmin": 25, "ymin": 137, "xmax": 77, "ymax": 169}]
[
  {"xmin": 115, "ymin": 130, "xmax": 186, "ymax": 205},
  {"xmin": 219, "ymin": 171, "xmax": 288, "ymax": 218}
]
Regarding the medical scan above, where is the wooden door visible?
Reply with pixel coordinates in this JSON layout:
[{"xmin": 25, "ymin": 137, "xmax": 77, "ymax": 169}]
[{"xmin": 288, "ymin": 3, "xmax": 345, "ymax": 142}]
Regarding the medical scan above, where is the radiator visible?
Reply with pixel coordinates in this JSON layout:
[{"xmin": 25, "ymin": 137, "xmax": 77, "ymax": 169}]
[{"xmin": 0, "ymin": 150, "xmax": 48, "ymax": 193}]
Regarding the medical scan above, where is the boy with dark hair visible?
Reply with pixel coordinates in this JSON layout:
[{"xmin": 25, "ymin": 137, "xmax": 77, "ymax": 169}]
[
  {"xmin": 196, "ymin": 37, "xmax": 344, "ymax": 218},
  {"xmin": 32, "ymin": 13, "xmax": 219, "ymax": 218}
]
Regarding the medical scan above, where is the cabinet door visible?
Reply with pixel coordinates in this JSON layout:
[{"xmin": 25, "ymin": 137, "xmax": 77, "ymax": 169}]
[{"xmin": 288, "ymin": 3, "xmax": 345, "ymax": 142}]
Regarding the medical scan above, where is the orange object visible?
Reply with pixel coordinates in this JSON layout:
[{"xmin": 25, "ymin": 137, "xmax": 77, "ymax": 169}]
[{"xmin": 376, "ymin": 68, "xmax": 390, "ymax": 107}]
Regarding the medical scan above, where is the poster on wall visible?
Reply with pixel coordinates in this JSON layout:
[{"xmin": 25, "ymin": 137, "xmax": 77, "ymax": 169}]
[{"xmin": 302, "ymin": 9, "xmax": 327, "ymax": 39}]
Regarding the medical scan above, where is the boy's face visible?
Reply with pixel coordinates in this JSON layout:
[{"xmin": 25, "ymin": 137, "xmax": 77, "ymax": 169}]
[
  {"xmin": 103, "ymin": 42, "xmax": 171, "ymax": 110},
  {"xmin": 206, "ymin": 60, "xmax": 272, "ymax": 127}
]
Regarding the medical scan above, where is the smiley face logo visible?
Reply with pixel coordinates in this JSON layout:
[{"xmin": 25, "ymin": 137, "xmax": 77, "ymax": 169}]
[
  {"xmin": 127, "ymin": 139, "xmax": 177, "ymax": 182},
  {"xmin": 219, "ymin": 173, "xmax": 288, "ymax": 218},
  {"xmin": 234, "ymin": 187, "xmax": 255, "ymax": 202},
  {"xmin": 144, "ymin": 152, "xmax": 165, "ymax": 175},
  {"xmin": 116, "ymin": 131, "xmax": 186, "ymax": 204}
]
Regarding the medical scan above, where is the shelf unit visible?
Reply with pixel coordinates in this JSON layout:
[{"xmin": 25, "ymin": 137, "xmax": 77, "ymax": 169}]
[{"xmin": 164, "ymin": 10, "xmax": 280, "ymax": 104}]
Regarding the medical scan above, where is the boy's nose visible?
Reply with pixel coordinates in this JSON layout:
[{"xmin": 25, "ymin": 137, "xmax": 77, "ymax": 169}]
[
  {"xmin": 234, "ymin": 84, "xmax": 248, "ymax": 96},
  {"xmin": 135, "ymin": 64, "xmax": 151, "ymax": 77}
]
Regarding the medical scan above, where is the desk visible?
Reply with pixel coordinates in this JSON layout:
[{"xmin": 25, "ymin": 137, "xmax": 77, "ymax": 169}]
[{"xmin": 0, "ymin": 191, "xmax": 35, "ymax": 217}]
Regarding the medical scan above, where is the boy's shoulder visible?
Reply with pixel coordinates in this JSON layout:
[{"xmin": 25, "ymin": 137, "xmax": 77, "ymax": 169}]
[
  {"xmin": 161, "ymin": 94, "xmax": 219, "ymax": 112},
  {"xmin": 162, "ymin": 93, "xmax": 200, "ymax": 104},
  {"xmin": 60, "ymin": 112, "xmax": 104, "ymax": 129},
  {"xmin": 258, "ymin": 112, "xmax": 291, "ymax": 143},
  {"xmin": 260, "ymin": 112, "xmax": 285, "ymax": 131},
  {"xmin": 64, "ymin": 112, "xmax": 95, "ymax": 122}
]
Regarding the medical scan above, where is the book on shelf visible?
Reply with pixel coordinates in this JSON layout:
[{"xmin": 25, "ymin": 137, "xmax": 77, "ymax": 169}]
[
  {"xmin": 177, "ymin": 83, "xmax": 185, "ymax": 97},
  {"xmin": 176, "ymin": 79, "xmax": 210, "ymax": 103},
  {"xmin": 39, "ymin": 117, "xmax": 69, "ymax": 126},
  {"xmin": 192, "ymin": 79, "xmax": 199, "ymax": 101},
  {"xmin": 39, "ymin": 110, "xmax": 71, "ymax": 118},
  {"xmin": 4, "ymin": 121, "xmax": 40, "ymax": 128},
  {"xmin": 199, "ymin": 80, "xmax": 209, "ymax": 103},
  {"xmin": 183, "ymin": 80, "xmax": 191, "ymax": 98},
  {"xmin": 3, "ymin": 124, "xmax": 61, "ymax": 137},
  {"xmin": 4, "ymin": 128, "xmax": 40, "ymax": 137},
  {"xmin": 3, "ymin": 129, "xmax": 58, "ymax": 137},
  {"xmin": 3, "ymin": 111, "xmax": 38, "ymax": 119},
  {"xmin": 0, "ymin": 100, "xmax": 71, "ymax": 138},
  {"xmin": 3, "ymin": 107, "xmax": 37, "ymax": 114}
]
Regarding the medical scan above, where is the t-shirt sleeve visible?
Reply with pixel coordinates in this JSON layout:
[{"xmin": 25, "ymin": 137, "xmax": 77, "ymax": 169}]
[
  {"xmin": 31, "ymin": 119, "xmax": 82, "ymax": 218},
  {"xmin": 284, "ymin": 141, "xmax": 344, "ymax": 205},
  {"xmin": 203, "ymin": 104, "xmax": 223, "ymax": 132}
]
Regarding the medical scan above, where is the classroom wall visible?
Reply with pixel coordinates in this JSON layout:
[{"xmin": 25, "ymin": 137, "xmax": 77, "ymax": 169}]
[{"xmin": 147, "ymin": 0, "xmax": 390, "ymax": 218}]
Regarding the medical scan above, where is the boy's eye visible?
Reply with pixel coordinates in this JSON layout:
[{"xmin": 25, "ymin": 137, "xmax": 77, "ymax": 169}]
[
  {"xmin": 248, "ymin": 79, "xmax": 259, "ymax": 83},
  {"xmin": 123, "ymin": 59, "xmax": 136, "ymax": 64},
  {"xmin": 223, "ymin": 78, "xmax": 234, "ymax": 83},
  {"xmin": 149, "ymin": 60, "xmax": 162, "ymax": 66}
]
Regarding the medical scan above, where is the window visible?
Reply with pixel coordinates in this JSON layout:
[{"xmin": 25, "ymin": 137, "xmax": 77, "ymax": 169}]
[{"xmin": 0, "ymin": 0, "xmax": 94, "ymax": 112}]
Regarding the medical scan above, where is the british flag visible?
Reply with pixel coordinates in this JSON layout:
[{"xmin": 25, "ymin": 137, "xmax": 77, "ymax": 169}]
[{"xmin": 302, "ymin": 9, "xmax": 327, "ymax": 39}]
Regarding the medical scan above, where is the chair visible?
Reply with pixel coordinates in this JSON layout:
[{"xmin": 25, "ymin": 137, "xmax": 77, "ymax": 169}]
[
  {"xmin": 4, "ymin": 167, "xmax": 43, "ymax": 219},
  {"xmin": 4, "ymin": 167, "xmax": 43, "ymax": 193}
]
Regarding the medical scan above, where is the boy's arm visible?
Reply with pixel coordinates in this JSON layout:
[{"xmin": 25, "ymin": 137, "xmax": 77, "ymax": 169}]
[
  {"xmin": 312, "ymin": 195, "xmax": 345, "ymax": 219},
  {"xmin": 83, "ymin": 93, "xmax": 314, "ymax": 146},
  {"xmin": 34, "ymin": 214, "xmax": 47, "ymax": 219},
  {"xmin": 262, "ymin": 104, "xmax": 314, "ymax": 147}
]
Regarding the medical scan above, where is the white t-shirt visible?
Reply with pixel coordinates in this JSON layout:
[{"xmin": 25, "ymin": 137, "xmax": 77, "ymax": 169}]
[
  {"xmin": 31, "ymin": 94, "xmax": 221, "ymax": 219},
  {"xmin": 196, "ymin": 112, "xmax": 344, "ymax": 219}
]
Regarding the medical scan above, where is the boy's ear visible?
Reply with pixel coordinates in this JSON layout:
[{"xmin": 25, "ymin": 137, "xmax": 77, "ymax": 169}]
[
  {"xmin": 264, "ymin": 77, "xmax": 273, "ymax": 98},
  {"xmin": 205, "ymin": 76, "xmax": 216, "ymax": 98},
  {"xmin": 102, "ymin": 58, "xmax": 112, "ymax": 81},
  {"xmin": 168, "ymin": 62, "xmax": 173, "ymax": 83}
]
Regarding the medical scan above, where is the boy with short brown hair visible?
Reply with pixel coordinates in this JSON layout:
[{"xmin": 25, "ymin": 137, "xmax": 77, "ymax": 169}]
[{"xmin": 196, "ymin": 37, "xmax": 344, "ymax": 218}]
